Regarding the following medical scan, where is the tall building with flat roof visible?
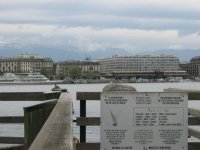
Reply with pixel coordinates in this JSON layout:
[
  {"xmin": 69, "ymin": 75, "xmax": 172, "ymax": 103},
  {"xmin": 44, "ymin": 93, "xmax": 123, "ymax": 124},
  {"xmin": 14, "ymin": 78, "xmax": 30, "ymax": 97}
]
[
  {"xmin": 98, "ymin": 55, "xmax": 186, "ymax": 78},
  {"xmin": 0, "ymin": 54, "xmax": 53, "ymax": 74}
]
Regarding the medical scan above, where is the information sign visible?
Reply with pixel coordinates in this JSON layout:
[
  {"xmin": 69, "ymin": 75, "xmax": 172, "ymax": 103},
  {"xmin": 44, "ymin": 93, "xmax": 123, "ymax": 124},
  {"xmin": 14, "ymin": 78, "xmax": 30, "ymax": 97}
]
[{"xmin": 101, "ymin": 91, "xmax": 188, "ymax": 150}]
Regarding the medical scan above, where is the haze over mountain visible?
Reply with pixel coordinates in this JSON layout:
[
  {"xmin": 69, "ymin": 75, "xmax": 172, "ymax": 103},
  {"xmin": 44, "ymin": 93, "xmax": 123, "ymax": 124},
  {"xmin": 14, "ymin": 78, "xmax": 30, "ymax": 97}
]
[
  {"xmin": 0, "ymin": 44, "xmax": 129, "ymax": 61},
  {"xmin": 139, "ymin": 49, "xmax": 200, "ymax": 62},
  {"xmin": 0, "ymin": 43, "xmax": 199, "ymax": 62}
]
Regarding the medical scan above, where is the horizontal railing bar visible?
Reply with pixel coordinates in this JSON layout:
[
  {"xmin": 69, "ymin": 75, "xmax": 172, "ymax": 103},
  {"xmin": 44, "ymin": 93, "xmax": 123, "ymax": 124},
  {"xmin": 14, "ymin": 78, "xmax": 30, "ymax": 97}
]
[
  {"xmin": 0, "ymin": 137, "xmax": 24, "ymax": 144},
  {"xmin": 76, "ymin": 142, "xmax": 200, "ymax": 150},
  {"xmin": 0, "ymin": 116, "xmax": 24, "ymax": 123},
  {"xmin": 44, "ymin": 92, "xmax": 61, "ymax": 100},
  {"xmin": 188, "ymin": 92, "xmax": 200, "ymax": 100},
  {"xmin": 76, "ymin": 143, "xmax": 100, "ymax": 150},
  {"xmin": 76, "ymin": 92, "xmax": 200, "ymax": 101},
  {"xmin": 0, "ymin": 145, "xmax": 24, "ymax": 150},
  {"xmin": 189, "ymin": 108, "xmax": 200, "ymax": 118},
  {"xmin": 188, "ymin": 142, "xmax": 200, "ymax": 150},
  {"xmin": 0, "ymin": 92, "xmax": 45, "ymax": 101},
  {"xmin": 77, "ymin": 117, "xmax": 100, "ymax": 126},
  {"xmin": 189, "ymin": 127, "xmax": 200, "ymax": 139},
  {"xmin": 76, "ymin": 117, "xmax": 200, "ymax": 126},
  {"xmin": 0, "ymin": 91, "xmax": 61, "ymax": 101},
  {"xmin": 77, "ymin": 92, "xmax": 101, "ymax": 100},
  {"xmin": 189, "ymin": 117, "xmax": 200, "ymax": 125}
]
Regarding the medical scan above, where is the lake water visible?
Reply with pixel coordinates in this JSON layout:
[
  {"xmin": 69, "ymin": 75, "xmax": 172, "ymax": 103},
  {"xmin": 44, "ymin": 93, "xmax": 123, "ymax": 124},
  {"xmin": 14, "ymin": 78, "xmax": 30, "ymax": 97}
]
[{"xmin": 0, "ymin": 82, "xmax": 200, "ymax": 146}]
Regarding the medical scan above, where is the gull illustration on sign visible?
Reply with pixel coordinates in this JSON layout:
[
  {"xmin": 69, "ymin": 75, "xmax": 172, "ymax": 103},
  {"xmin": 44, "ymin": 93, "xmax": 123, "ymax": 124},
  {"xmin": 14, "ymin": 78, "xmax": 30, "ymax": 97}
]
[{"xmin": 109, "ymin": 109, "xmax": 122, "ymax": 126}]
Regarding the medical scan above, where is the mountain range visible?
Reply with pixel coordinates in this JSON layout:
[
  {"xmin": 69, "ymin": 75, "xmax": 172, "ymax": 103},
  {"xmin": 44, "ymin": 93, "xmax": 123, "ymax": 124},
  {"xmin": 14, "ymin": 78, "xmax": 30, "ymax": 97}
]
[
  {"xmin": 0, "ymin": 44, "xmax": 200, "ymax": 62},
  {"xmin": 141, "ymin": 49, "xmax": 200, "ymax": 62}
]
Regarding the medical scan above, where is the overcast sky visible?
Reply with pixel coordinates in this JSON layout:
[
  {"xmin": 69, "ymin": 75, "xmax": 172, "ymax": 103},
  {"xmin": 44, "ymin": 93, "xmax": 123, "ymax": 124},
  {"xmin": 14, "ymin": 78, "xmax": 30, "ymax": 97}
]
[{"xmin": 0, "ymin": 0, "xmax": 200, "ymax": 53}]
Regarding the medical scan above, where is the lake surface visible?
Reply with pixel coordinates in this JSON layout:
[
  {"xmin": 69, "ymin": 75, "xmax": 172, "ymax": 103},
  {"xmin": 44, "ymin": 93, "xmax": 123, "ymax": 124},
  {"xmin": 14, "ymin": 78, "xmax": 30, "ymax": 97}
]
[{"xmin": 0, "ymin": 82, "xmax": 200, "ymax": 146}]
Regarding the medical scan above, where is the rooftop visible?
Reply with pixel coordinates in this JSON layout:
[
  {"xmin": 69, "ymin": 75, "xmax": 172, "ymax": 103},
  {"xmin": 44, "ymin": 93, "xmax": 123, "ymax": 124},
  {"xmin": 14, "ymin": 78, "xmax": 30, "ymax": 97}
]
[{"xmin": 14, "ymin": 54, "xmax": 44, "ymax": 59}]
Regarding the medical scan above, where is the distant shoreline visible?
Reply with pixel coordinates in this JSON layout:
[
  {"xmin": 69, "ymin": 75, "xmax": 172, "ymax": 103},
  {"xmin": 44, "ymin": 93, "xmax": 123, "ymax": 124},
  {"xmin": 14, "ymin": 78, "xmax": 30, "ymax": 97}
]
[{"xmin": 0, "ymin": 81, "xmax": 63, "ymax": 85}]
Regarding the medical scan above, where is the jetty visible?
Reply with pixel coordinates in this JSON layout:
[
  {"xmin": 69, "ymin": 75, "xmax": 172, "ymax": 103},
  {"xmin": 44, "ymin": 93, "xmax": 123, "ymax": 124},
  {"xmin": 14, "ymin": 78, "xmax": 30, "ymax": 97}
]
[{"xmin": 0, "ymin": 87, "xmax": 200, "ymax": 149}]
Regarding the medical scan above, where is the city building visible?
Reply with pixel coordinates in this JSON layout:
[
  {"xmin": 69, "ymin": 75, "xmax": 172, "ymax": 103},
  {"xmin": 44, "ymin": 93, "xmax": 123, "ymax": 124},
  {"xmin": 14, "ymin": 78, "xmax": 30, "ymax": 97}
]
[
  {"xmin": 181, "ymin": 56, "xmax": 200, "ymax": 78},
  {"xmin": 0, "ymin": 54, "xmax": 53, "ymax": 75},
  {"xmin": 55, "ymin": 60, "xmax": 100, "ymax": 79},
  {"xmin": 98, "ymin": 55, "xmax": 186, "ymax": 79}
]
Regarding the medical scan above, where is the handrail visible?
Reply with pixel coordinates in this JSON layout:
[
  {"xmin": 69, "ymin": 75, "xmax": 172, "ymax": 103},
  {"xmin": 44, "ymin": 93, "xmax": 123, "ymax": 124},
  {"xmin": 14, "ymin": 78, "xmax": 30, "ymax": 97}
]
[
  {"xmin": 29, "ymin": 92, "xmax": 73, "ymax": 150},
  {"xmin": 189, "ymin": 108, "xmax": 200, "ymax": 117},
  {"xmin": 0, "ymin": 91, "xmax": 63, "ymax": 148},
  {"xmin": 0, "ymin": 137, "xmax": 24, "ymax": 144},
  {"xmin": 0, "ymin": 90, "xmax": 68, "ymax": 150},
  {"xmin": 0, "ymin": 116, "xmax": 24, "ymax": 123},
  {"xmin": 0, "ymin": 91, "xmax": 61, "ymax": 101},
  {"xmin": 76, "ymin": 90, "xmax": 200, "ymax": 150},
  {"xmin": 189, "ymin": 127, "xmax": 200, "ymax": 139},
  {"xmin": 77, "ymin": 91, "xmax": 200, "ymax": 101}
]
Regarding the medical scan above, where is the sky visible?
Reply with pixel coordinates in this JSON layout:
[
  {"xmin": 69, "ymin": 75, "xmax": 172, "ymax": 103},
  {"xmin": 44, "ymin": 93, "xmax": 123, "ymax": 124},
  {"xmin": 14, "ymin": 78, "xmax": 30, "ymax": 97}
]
[{"xmin": 0, "ymin": 0, "xmax": 200, "ymax": 54}]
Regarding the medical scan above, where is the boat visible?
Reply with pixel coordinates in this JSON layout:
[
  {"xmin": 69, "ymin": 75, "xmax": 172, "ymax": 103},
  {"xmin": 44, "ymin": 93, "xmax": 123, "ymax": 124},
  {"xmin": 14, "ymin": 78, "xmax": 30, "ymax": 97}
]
[
  {"xmin": 0, "ymin": 73, "xmax": 19, "ymax": 82},
  {"xmin": 136, "ymin": 78, "xmax": 149, "ymax": 83},
  {"xmin": 0, "ymin": 72, "xmax": 62, "ymax": 84},
  {"xmin": 17, "ymin": 72, "xmax": 50, "ymax": 82}
]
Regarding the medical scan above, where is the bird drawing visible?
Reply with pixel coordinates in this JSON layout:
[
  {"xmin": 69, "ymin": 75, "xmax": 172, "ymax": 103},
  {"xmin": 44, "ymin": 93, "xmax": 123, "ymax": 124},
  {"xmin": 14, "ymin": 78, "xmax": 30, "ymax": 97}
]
[{"xmin": 109, "ymin": 109, "xmax": 122, "ymax": 126}]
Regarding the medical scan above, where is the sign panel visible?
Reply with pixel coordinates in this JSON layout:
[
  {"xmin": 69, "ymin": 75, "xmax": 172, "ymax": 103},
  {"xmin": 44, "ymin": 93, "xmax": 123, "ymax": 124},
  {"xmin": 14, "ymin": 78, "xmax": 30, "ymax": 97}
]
[{"xmin": 101, "ymin": 92, "xmax": 188, "ymax": 150}]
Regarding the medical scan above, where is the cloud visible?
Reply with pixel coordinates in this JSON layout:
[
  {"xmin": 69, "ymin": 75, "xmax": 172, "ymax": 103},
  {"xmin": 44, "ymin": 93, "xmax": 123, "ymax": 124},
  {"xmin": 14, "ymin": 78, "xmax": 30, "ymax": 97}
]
[
  {"xmin": 0, "ymin": 0, "xmax": 200, "ymax": 54},
  {"xmin": 1, "ymin": 23, "xmax": 200, "ymax": 53}
]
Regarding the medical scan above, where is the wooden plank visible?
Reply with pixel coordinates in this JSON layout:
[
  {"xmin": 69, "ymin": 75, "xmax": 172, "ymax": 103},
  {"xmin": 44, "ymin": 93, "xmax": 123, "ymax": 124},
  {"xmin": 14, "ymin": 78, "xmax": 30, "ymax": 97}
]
[
  {"xmin": 77, "ymin": 117, "xmax": 100, "ymax": 126},
  {"xmin": 189, "ymin": 108, "xmax": 200, "ymax": 117},
  {"xmin": 189, "ymin": 142, "xmax": 200, "ymax": 150},
  {"xmin": 80, "ymin": 100, "xmax": 86, "ymax": 143},
  {"xmin": 76, "ymin": 143, "xmax": 100, "ymax": 150},
  {"xmin": 0, "ymin": 145, "xmax": 24, "ymax": 150},
  {"xmin": 44, "ymin": 92, "xmax": 61, "ymax": 100},
  {"xmin": 76, "ymin": 142, "xmax": 200, "ymax": 150},
  {"xmin": 29, "ymin": 92, "xmax": 73, "ymax": 150},
  {"xmin": 0, "ymin": 116, "xmax": 23, "ymax": 123},
  {"xmin": 24, "ymin": 100, "xmax": 57, "ymax": 149},
  {"xmin": 77, "ymin": 92, "xmax": 100, "ymax": 100},
  {"xmin": 0, "ymin": 137, "xmax": 24, "ymax": 144},
  {"xmin": 189, "ymin": 117, "xmax": 200, "ymax": 125},
  {"xmin": 188, "ymin": 92, "xmax": 200, "ymax": 100},
  {"xmin": 189, "ymin": 127, "xmax": 200, "ymax": 139},
  {"xmin": 0, "ymin": 92, "xmax": 61, "ymax": 101},
  {"xmin": 0, "ymin": 92, "xmax": 45, "ymax": 101},
  {"xmin": 77, "ymin": 91, "xmax": 200, "ymax": 101}
]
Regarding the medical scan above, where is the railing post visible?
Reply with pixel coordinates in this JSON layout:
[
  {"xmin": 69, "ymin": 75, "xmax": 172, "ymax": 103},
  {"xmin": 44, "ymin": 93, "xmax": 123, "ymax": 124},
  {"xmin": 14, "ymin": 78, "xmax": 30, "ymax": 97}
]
[
  {"xmin": 80, "ymin": 100, "xmax": 86, "ymax": 142},
  {"xmin": 24, "ymin": 100, "xmax": 57, "ymax": 150},
  {"xmin": 29, "ymin": 92, "xmax": 73, "ymax": 150}
]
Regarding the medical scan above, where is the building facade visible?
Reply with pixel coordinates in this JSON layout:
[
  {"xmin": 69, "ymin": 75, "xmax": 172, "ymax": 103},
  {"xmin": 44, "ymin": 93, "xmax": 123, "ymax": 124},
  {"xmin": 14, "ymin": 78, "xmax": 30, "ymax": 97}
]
[
  {"xmin": 181, "ymin": 56, "xmax": 200, "ymax": 78},
  {"xmin": 0, "ymin": 54, "xmax": 53, "ymax": 74},
  {"xmin": 55, "ymin": 60, "xmax": 100, "ymax": 79},
  {"xmin": 98, "ymin": 55, "xmax": 186, "ymax": 78}
]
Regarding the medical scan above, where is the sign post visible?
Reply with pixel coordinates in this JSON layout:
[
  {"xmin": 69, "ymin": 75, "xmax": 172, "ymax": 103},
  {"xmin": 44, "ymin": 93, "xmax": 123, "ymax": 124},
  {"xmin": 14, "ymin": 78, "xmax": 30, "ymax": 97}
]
[{"xmin": 101, "ymin": 84, "xmax": 188, "ymax": 150}]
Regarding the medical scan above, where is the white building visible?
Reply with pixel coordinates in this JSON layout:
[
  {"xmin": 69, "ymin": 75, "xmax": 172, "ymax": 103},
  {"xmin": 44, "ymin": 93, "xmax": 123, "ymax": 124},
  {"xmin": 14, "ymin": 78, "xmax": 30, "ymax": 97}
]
[{"xmin": 98, "ymin": 55, "xmax": 186, "ymax": 78}]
